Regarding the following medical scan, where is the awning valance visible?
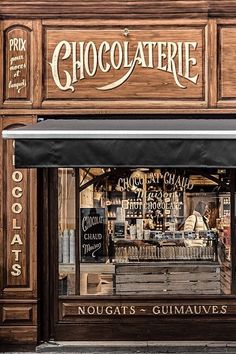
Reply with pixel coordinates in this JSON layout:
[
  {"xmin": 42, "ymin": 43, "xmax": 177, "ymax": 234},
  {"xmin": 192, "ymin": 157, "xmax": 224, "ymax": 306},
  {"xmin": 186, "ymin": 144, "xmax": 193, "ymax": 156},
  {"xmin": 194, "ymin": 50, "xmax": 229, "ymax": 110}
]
[{"xmin": 3, "ymin": 119, "xmax": 236, "ymax": 168}]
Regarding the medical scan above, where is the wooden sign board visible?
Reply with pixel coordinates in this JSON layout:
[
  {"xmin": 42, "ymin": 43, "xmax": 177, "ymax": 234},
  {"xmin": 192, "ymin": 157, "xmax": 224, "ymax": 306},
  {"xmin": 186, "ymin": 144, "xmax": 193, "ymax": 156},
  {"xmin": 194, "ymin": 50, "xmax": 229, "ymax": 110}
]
[
  {"xmin": 4, "ymin": 26, "xmax": 30, "ymax": 101},
  {"xmin": 60, "ymin": 301, "xmax": 236, "ymax": 320},
  {"xmin": 218, "ymin": 24, "xmax": 236, "ymax": 107},
  {"xmin": 44, "ymin": 24, "xmax": 206, "ymax": 105},
  {"xmin": 3, "ymin": 134, "xmax": 30, "ymax": 287},
  {"xmin": 0, "ymin": 117, "xmax": 37, "ymax": 294}
]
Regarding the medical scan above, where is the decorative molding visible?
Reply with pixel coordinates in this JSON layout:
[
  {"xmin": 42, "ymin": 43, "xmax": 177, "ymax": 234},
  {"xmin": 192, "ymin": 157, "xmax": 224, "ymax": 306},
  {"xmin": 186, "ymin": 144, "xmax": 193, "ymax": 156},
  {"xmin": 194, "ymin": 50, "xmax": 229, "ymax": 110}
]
[
  {"xmin": 1, "ymin": 1, "xmax": 236, "ymax": 19},
  {"xmin": 2, "ymin": 306, "xmax": 32, "ymax": 323}
]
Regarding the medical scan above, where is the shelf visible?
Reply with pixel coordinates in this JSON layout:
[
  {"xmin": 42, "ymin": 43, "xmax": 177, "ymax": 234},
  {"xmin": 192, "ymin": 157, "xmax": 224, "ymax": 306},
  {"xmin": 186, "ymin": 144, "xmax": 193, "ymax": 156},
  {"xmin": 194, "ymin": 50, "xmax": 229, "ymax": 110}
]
[
  {"xmin": 59, "ymin": 263, "xmax": 115, "ymax": 274},
  {"xmin": 81, "ymin": 263, "xmax": 115, "ymax": 274},
  {"xmin": 107, "ymin": 204, "xmax": 122, "ymax": 206},
  {"xmin": 108, "ymin": 217, "xmax": 143, "ymax": 219},
  {"xmin": 59, "ymin": 263, "xmax": 75, "ymax": 273},
  {"xmin": 108, "ymin": 216, "xmax": 143, "ymax": 219}
]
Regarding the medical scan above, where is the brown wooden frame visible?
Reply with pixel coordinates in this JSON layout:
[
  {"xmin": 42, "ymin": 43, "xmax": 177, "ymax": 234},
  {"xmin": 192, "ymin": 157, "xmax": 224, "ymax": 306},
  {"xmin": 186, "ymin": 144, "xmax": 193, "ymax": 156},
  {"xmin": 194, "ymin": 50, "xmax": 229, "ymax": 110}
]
[
  {"xmin": 38, "ymin": 168, "xmax": 58, "ymax": 341},
  {"xmin": 39, "ymin": 166, "xmax": 236, "ymax": 342},
  {"xmin": 2, "ymin": 1, "xmax": 236, "ymax": 20},
  {"xmin": 0, "ymin": 116, "xmax": 37, "ymax": 344},
  {"xmin": 3, "ymin": 1, "xmax": 236, "ymax": 343}
]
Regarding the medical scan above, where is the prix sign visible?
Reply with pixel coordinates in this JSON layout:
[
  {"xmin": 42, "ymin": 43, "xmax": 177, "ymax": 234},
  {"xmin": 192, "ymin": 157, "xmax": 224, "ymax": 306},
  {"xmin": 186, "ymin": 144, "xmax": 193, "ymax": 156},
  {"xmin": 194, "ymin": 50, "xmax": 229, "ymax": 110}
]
[{"xmin": 5, "ymin": 26, "xmax": 30, "ymax": 100}]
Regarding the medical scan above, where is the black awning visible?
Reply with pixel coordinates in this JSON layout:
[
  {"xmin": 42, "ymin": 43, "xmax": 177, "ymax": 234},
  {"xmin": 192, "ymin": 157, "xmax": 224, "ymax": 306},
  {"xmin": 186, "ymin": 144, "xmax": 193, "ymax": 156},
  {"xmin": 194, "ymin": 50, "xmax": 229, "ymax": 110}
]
[{"xmin": 2, "ymin": 119, "xmax": 236, "ymax": 168}]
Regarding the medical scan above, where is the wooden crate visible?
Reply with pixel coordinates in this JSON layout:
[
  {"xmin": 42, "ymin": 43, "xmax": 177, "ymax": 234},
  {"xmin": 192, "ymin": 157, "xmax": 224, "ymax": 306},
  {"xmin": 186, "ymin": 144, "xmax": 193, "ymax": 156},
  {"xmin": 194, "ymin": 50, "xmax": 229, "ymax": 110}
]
[{"xmin": 115, "ymin": 262, "xmax": 221, "ymax": 295}]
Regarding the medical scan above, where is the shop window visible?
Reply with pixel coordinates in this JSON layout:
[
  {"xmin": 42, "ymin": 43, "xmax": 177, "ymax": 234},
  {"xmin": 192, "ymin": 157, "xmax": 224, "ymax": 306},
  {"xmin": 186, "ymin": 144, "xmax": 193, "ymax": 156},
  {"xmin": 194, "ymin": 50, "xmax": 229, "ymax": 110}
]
[{"xmin": 58, "ymin": 168, "xmax": 232, "ymax": 296}]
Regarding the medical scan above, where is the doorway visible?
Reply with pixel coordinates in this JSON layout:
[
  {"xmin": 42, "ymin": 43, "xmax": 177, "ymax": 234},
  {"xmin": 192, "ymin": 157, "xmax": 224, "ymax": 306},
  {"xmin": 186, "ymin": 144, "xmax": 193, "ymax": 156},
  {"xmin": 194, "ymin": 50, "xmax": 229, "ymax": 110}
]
[{"xmin": 39, "ymin": 168, "xmax": 236, "ymax": 342}]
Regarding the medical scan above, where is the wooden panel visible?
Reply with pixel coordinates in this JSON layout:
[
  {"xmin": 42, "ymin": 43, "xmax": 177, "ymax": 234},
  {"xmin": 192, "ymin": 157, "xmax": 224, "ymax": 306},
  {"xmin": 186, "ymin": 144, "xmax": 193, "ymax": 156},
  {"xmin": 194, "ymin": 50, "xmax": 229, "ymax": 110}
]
[
  {"xmin": 2, "ymin": 21, "xmax": 33, "ymax": 108},
  {"xmin": 115, "ymin": 263, "xmax": 218, "ymax": 274},
  {"xmin": 0, "ymin": 118, "xmax": 3, "ymax": 298},
  {"xmin": 0, "ymin": 1, "xmax": 209, "ymax": 19},
  {"xmin": 32, "ymin": 20, "xmax": 42, "ymax": 108},
  {"xmin": 218, "ymin": 23, "xmax": 236, "ymax": 106},
  {"xmin": 210, "ymin": 1, "xmax": 236, "ymax": 16},
  {"xmin": 0, "ymin": 22, "xmax": 3, "ymax": 109},
  {"xmin": 3, "ymin": 108, "xmax": 236, "ymax": 115},
  {"xmin": 2, "ymin": 20, "xmax": 38, "ymax": 108},
  {"xmin": 208, "ymin": 19, "xmax": 217, "ymax": 107},
  {"xmin": 2, "ymin": 1, "xmax": 236, "ymax": 19},
  {"xmin": 2, "ymin": 306, "xmax": 32, "ymax": 323},
  {"xmin": 1, "ymin": 116, "xmax": 37, "ymax": 297},
  {"xmin": 57, "ymin": 298, "xmax": 236, "ymax": 341},
  {"xmin": 43, "ymin": 20, "xmax": 207, "ymax": 109},
  {"xmin": 59, "ymin": 297, "xmax": 236, "ymax": 321},
  {"xmin": 54, "ymin": 319, "xmax": 236, "ymax": 341},
  {"xmin": 61, "ymin": 302, "xmax": 234, "ymax": 318},
  {"xmin": 4, "ymin": 26, "xmax": 30, "ymax": 101},
  {"xmin": 0, "ymin": 326, "xmax": 37, "ymax": 344},
  {"xmin": 1, "ymin": 1, "xmax": 236, "ymax": 20}
]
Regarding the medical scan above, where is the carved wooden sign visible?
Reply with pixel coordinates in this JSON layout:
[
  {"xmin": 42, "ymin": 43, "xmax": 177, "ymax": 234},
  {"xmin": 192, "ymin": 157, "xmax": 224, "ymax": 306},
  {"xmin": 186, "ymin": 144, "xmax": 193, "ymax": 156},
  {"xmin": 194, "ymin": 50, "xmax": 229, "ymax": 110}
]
[
  {"xmin": 3, "ymin": 128, "xmax": 29, "ymax": 287},
  {"xmin": 61, "ymin": 302, "xmax": 236, "ymax": 319},
  {"xmin": 44, "ymin": 26, "xmax": 205, "ymax": 101},
  {"xmin": 4, "ymin": 26, "xmax": 30, "ymax": 100}
]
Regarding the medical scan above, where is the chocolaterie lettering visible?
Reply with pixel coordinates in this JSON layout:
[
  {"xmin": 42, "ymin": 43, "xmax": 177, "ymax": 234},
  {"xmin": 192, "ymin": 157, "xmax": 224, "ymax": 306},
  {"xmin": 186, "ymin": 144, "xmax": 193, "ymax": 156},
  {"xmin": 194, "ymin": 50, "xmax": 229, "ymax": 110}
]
[
  {"xmin": 77, "ymin": 305, "xmax": 228, "ymax": 316},
  {"xmin": 50, "ymin": 40, "xmax": 199, "ymax": 91},
  {"xmin": 81, "ymin": 215, "xmax": 104, "ymax": 232}
]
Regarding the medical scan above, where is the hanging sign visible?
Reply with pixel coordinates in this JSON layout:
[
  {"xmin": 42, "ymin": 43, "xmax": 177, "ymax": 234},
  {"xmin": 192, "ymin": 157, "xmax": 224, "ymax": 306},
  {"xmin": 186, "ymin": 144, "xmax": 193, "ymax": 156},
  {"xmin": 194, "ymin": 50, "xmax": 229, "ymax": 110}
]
[{"xmin": 80, "ymin": 208, "xmax": 106, "ymax": 262}]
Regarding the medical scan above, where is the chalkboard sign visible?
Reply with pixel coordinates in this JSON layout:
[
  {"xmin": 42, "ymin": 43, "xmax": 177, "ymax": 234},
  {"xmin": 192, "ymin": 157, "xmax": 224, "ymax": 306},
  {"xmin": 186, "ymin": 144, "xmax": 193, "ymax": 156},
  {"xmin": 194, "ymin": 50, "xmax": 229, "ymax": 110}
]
[
  {"xmin": 80, "ymin": 208, "xmax": 106, "ymax": 263},
  {"xmin": 114, "ymin": 222, "xmax": 125, "ymax": 238}
]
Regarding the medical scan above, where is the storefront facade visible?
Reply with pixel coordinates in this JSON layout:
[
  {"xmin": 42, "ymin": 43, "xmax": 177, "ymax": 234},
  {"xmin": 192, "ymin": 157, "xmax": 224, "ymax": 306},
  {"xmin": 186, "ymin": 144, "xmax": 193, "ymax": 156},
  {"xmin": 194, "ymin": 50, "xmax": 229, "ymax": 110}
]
[{"xmin": 2, "ymin": 0, "xmax": 236, "ymax": 345}]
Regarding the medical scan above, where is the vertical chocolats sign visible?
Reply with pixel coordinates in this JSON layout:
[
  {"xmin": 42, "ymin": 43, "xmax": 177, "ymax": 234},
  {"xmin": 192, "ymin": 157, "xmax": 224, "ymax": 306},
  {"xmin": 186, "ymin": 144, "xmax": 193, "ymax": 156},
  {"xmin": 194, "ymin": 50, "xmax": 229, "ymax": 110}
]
[
  {"xmin": 81, "ymin": 208, "xmax": 106, "ymax": 262},
  {"xmin": 10, "ymin": 141, "xmax": 24, "ymax": 278},
  {"xmin": 4, "ymin": 26, "xmax": 30, "ymax": 100},
  {"xmin": 4, "ymin": 130, "xmax": 28, "ymax": 286}
]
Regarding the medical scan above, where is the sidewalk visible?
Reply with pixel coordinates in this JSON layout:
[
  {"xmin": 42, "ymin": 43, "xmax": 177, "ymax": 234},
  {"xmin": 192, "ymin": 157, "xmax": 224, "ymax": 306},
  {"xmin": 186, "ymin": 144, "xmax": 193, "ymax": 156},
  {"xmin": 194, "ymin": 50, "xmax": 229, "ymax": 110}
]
[
  {"xmin": 36, "ymin": 341, "xmax": 236, "ymax": 353},
  {"xmin": 2, "ymin": 341, "xmax": 236, "ymax": 354}
]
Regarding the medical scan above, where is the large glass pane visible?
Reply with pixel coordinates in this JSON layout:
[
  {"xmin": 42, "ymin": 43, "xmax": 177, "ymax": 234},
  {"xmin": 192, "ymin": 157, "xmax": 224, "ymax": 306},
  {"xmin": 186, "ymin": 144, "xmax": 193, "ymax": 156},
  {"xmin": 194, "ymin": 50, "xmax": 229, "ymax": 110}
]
[{"xmin": 79, "ymin": 168, "xmax": 231, "ymax": 296}]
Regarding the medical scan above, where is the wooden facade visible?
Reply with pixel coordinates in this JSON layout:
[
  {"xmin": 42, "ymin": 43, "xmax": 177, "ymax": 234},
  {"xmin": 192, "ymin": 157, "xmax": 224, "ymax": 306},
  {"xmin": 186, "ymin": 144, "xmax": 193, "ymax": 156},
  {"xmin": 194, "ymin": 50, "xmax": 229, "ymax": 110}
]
[{"xmin": 2, "ymin": 0, "xmax": 236, "ymax": 345}]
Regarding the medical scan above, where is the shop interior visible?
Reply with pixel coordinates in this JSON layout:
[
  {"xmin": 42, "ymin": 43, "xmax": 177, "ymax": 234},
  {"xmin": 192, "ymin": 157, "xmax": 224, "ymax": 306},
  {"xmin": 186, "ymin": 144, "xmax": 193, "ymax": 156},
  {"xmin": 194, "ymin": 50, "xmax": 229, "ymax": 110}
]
[{"xmin": 58, "ymin": 168, "xmax": 231, "ymax": 297}]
